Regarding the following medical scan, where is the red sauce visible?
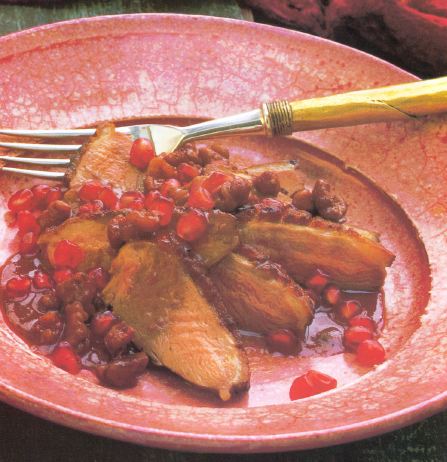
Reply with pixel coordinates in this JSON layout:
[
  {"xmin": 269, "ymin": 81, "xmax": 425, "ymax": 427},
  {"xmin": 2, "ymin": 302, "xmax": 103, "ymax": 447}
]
[
  {"xmin": 238, "ymin": 289, "xmax": 382, "ymax": 357},
  {"xmin": 0, "ymin": 252, "xmax": 128, "ymax": 368}
]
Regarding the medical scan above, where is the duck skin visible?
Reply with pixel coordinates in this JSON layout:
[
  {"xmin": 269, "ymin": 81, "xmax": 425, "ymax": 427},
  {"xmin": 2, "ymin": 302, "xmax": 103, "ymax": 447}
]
[
  {"xmin": 240, "ymin": 217, "xmax": 395, "ymax": 290},
  {"xmin": 211, "ymin": 252, "xmax": 313, "ymax": 334}
]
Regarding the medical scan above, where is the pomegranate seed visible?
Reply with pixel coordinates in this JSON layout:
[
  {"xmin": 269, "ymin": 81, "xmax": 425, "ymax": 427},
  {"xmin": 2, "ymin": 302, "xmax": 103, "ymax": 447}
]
[
  {"xmin": 91, "ymin": 311, "xmax": 117, "ymax": 336},
  {"xmin": 78, "ymin": 181, "xmax": 103, "ymax": 202},
  {"xmin": 5, "ymin": 276, "xmax": 31, "ymax": 298},
  {"xmin": 8, "ymin": 189, "xmax": 34, "ymax": 212},
  {"xmin": 178, "ymin": 163, "xmax": 200, "ymax": 182},
  {"xmin": 344, "ymin": 326, "xmax": 374, "ymax": 350},
  {"xmin": 53, "ymin": 268, "xmax": 73, "ymax": 284},
  {"xmin": 305, "ymin": 271, "xmax": 329, "ymax": 293},
  {"xmin": 356, "ymin": 339, "xmax": 386, "ymax": 366},
  {"xmin": 98, "ymin": 186, "xmax": 118, "ymax": 210},
  {"xmin": 202, "ymin": 171, "xmax": 232, "ymax": 195},
  {"xmin": 160, "ymin": 179, "xmax": 181, "ymax": 197},
  {"xmin": 176, "ymin": 209, "xmax": 208, "ymax": 242},
  {"xmin": 31, "ymin": 184, "xmax": 50, "ymax": 208},
  {"xmin": 119, "ymin": 191, "xmax": 145, "ymax": 210},
  {"xmin": 53, "ymin": 239, "xmax": 84, "ymax": 269},
  {"xmin": 46, "ymin": 186, "xmax": 63, "ymax": 205},
  {"xmin": 88, "ymin": 267, "xmax": 110, "ymax": 290},
  {"xmin": 33, "ymin": 271, "xmax": 53, "ymax": 289},
  {"xmin": 349, "ymin": 314, "xmax": 376, "ymax": 332},
  {"xmin": 143, "ymin": 190, "xmax": 158, "ymax": 208},
  {"xmin": 130, "ymin": 199, "xmax": 144, "ymax": 210},
  {"xmin": 16, "ymin": 210, "xmax": 40, "ymax": 235},
  {"xmin": 338, "ymin": 300, "xmax": 362, "ymax": 320},
  {"xmin": 187, "ymin": 186, "xmax": 215, "ymax": 210},
  {"xmin": 144, "ymin": 191, "xmax": 174, "ymax": 226},
  {"xmin": 78, "ymin": 200, "xmax": 103, "ymax": 216},
  {"xmin": 289, "ymin": 370, "xmax": 337, "ymax": 400},
  {"xmin": 19, "ymin": 231, "xmax": 38, "ymax": 254},
  {"xmin": 322, "ymin": 284, "xmax": 341, "ymax": 306},
  {"xmin": 48, "ymin": 342, "xmax": 81, "ymax": 374},
  {"xmin": 266, "ymin": 329, "xmax": 299, "ymax": 355},
  {"xmin": 130, "ymin": 138, "xmax": 155, "ymax": 170}
]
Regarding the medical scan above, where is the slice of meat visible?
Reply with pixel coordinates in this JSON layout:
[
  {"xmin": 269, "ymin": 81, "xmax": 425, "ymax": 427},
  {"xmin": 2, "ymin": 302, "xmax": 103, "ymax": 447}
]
[
  {"xmin": 67, "ymin": 123, "xmax": 144, "ymax": 192},
  {"xmin": 210, "ymin": 253, "xmax": 313, "ymax": 334},
  {"xmin": 102, "ymin": 241, "xmax": 249, "ymax": 400},
  {"xmin": 192, "ymin": 210, "xmax": 239, "ymax": 267},
  {"xmin": 38, "ymin": 215, "xmax": 115, "ymax": 272},
  {"xmin": 239, "ymin": 218, "xmax": 395, "ymax": 290}
]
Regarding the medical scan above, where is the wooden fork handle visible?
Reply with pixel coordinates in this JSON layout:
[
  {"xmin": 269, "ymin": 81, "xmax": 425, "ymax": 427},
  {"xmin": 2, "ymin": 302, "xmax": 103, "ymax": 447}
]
[{"xmin": 262, "ymin": 76, "xmax": 447, "ymax": 135}]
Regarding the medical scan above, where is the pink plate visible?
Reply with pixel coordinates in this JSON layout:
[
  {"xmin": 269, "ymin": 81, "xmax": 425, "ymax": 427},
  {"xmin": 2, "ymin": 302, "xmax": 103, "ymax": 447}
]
[{"xmin": 0, "ymin": 14, "xmax": 446, "ymax": 453}]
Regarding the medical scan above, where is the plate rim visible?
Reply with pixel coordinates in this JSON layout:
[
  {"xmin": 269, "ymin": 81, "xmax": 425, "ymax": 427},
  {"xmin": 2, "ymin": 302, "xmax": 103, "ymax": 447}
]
[{"xmin": 0, "ymin": 12, "xmax": 444, "ymax": 453}]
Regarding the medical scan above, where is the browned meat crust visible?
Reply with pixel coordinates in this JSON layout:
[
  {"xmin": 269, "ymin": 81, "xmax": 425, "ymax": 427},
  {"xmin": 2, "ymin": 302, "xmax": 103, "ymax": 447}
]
[
  {"xmin": 211, "ymin": 252, "xmax": 314, "ymax": 334},
  {"xmin": 240, "ymin": 219, "xmax": 395, "ymax": 290},
  {"xmin": 66, "ymin": 123, "xmax": 144, "ymax": 192}
]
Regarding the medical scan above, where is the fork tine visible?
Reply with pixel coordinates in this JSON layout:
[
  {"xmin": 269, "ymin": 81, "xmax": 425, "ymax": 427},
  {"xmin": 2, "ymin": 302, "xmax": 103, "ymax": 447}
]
[
  {"xmin": 0, "ymin": 128, "xmax": 96, "ymax": 137},
  {"xmin": 0, "ymin": 127, "xmax": 132, "ymax": 137},
  {"xmin": 1, "ymin": 166, "xmax": 66, "ymax": 178},
  {"xmin": 0, "ymin": 141, "xmax": 81, "ymax": 152},
  {"xmin": 0, "ymin": 155, "xmax": 70, "ymax": 165}
]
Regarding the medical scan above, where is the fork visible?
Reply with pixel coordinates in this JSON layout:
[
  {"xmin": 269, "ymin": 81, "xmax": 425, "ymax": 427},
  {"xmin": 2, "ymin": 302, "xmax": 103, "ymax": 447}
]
[{"xmin": 1, "ymin": 76, "xmax": 446, "ymax": 179}]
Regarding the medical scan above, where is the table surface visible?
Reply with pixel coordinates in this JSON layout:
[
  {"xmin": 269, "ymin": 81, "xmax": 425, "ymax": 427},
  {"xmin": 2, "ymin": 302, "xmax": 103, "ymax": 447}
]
[{"xmin": 0, "ymin": 1, "xmax": 446, "ymax": 461}]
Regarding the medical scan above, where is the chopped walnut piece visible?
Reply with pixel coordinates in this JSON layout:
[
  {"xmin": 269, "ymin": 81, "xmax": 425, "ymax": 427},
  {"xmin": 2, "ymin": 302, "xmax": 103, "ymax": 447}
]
[
  {"xmin": 95, "ymin": 352, "xmax": 148, "ymax": 388},
  {"xmin": 38, "ymin": 200, "xmax": 71, "ymax": 229},
  {"xmin": 30, "ymin": 310, "xmax": 63, "ymax": 345},
  {"xmin": 143, "ymin": 175, "xmax": 161, "ymax": 192},
  {"xmin": 253, "ymin": 171, "xmax": 281, "ymax": 197},
  {"xmin": 104, "ymin": 321, "xmax": 136, "ymax": 355},
  {"xmin": 282, "ymin": 207, "xmax": 312, "ymax": 225},
  {"xmin": 312, "ymin": 179, "xmax": 347, "ymax": 222},
  {"xmin": 291, "ymin": 188, "xmax": 314, "ymax": 212},
  {"xmin": 64, "ymin": 301, "xmax": 89, "ymax": 347},
  {"xmin": 38, "ymin": 291, "xmax": 61, "ymax": 311},
  {"xmin": 210, "ymin": 143, "xmax": 229, "ymax": 159},
  {"xmin": 55, "ymin": 272, "xmax": 96, "ymax": 314},
  {"xmin": 215, "ymin": 177, "xmax": 251, "ymax": 212}
]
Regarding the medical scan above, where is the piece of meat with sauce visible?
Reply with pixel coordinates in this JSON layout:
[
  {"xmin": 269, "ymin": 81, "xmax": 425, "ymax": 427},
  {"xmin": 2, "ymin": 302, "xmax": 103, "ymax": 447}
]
[
  {"xmin": 66, "ymin": 123, "xmax": 144, "ymax": 192},
  {"xmin": 192, "ymin": 210, "xmax": 239, "ymax": 267},
  {"xmin": 38, "ymin": 215, "xmax": 115, "ymax": 272},
  {"xmin": 102, "ymin": 241, "xmax": 249, "ymax": 401},
  {"xmin": 210, "ymin": 253, "xmax": 313, "ymax": 334},
  {"xmin": 106, "ymin": 209, "xmax": 239, "ymax": 268},
  {"xmin": 240, "ymin": 218, "xmax": 395, "ymax": 290}
]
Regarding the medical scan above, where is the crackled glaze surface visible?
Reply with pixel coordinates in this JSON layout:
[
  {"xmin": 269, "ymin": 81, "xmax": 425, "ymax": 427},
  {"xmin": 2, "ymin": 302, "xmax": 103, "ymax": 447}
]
[{"xmin": 0, "ymin": 15, "xmax": 446, "ymax": 452}]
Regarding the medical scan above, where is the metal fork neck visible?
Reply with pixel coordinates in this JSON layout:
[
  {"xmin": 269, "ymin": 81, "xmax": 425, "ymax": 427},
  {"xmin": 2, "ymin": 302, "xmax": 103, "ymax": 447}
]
[{"xmin": 181, "ymin": 109, "xmax": 264, "ymax": 142}]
